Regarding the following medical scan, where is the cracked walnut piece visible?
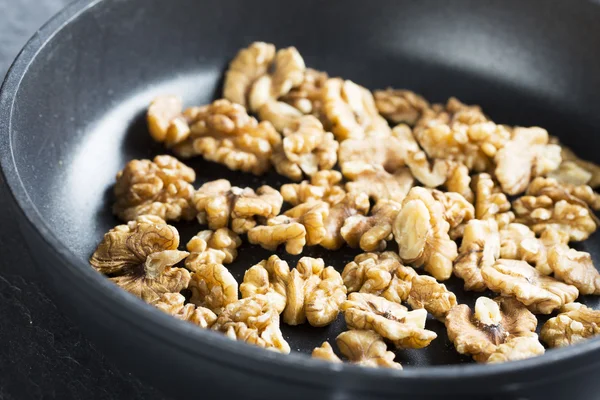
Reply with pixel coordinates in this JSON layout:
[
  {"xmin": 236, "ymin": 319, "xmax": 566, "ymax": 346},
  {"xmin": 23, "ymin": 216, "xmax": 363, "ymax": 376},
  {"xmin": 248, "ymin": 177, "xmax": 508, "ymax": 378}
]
[
  {"xmin": 473, "ymin": 173, "xmax": 515, "ymax": 229},
  {"xmin": 548, "ymin": 247, "xmax": 600, "ymax": 295},
  {"xmin": 194, "ymin": 180, "xmax": 282, "ymax": 234},
  {"xmin": 393, "ymin": 187, "xmax": 458, "ymax": 281},
  {"xmin": 513, "ymin": 177, "xmax": 597, "ymax": 241},
  {"xmin": 554, "ymin": 141, "xmax": 600, "ymax": 188},
  {"xmin": 495, "ymin": 127, "xmax": 561, "ymax": 195},
  {"xmin": 212, "ymin": 294, "xmax": 291, "ymax": 354},
  {"xmin": 113, "ymin": 155, "xmax": 196, "ymax": 222},
  {"xmin": 374, "ymin": 88, "xmax": 430, "ymax": 126},
  {"xmin": 341, "ymin": 200, "xmax": 402, "ymax": 252},
  {"xmin": 321, "ymin": 192, "xmax": 370, "ymax": 250},
  {"xmin": 541, "ymin": 303, "xmax": 600, "ymax": 348},
  {"xmin": 271, "ymin": 116, "xmax": 338, "ymax": 181},
  {"xmin": 343, "ymin": 161, "xmax": 414, "ymax": 203},
  {"xmin": 407, "ymin": 275, "xmax": 457, "ymax": 321},
  {"xmin": 171, "ymin": 99, "xmax": 281, "ymax": 175},
  {"xmin": 342, "ymin": 293, "xmax": 437, "ymax": 349},
  {"xmin": 248, "ymin": 201, "xmax": 329, "ymax": 254},
  {"xmin": 342, "ymin": 252, "xmax": 417, "ymax": 303},
  {"xmin": 430, "ymin": 189, "xmax": 474, "ymax": 238},
  {"xmin": 147, "ymin": 95, "xmax": 191, "ymax": 146},
  {"xmin": 481, "ymin": 259, "xmax": 579, "ymax": 314},
  {"xmin": 454, "ymin": 219, "xmax": 500, "ymax": 291},
  {"xmin": 90, "ymin": 215, "xmax": 190, "ymax": 304},
  {"xmin": 280, "ymin": 68, "xmax": 329, "ymax": 119},
  {"xmin": 240, "ymin": 255, "xmax": 290, "ymax": 314},
  {"xmin": 155, "ymin": 293, "xmax": 217, "ymax": 329},
  {"xmin": 445, "ymin": 296, "xmax": 540, "ymax": 363},
  {"xmin": 280, "ymin": 170, "xmax": 345, "ymax": 206},
  {"xmin": 312, "ymin": 330, "xmax": 402, "ymax": 369},
  {"xmin": 323, "ymin": 78, "xmax": 391, "ymax": 141},
  {"xmin": 185, "ymin": 228, "xmax": 242, "ymax": 272},
  {"xmin": 446, "ymin": 163, "xmax": 474, "ymax": 203},
  {"xmin": 189, "ymin": 263, "xmax": 238, "ymax": 314},
  {"xmin": 283, "ymin": 257, "xmax": 347, "ymax": 327}
]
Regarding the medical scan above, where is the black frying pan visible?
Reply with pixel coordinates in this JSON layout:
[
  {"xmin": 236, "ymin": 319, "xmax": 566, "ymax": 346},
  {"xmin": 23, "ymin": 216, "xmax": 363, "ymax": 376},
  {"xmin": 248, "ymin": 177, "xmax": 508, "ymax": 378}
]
[{"xmin": 2, "ymin": 0, "xmax": 600, "ymax": 399}]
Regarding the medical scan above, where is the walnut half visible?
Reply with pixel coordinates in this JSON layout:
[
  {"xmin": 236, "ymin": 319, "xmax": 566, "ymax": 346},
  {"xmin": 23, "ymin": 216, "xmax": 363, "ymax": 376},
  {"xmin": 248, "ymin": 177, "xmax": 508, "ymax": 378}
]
[
  {"xmin": 155, "ymin": 293, "xmax": 217, "ymax": 329},
  {"xmin": 340, "ymin": 200, "xmax": 402, "ymax": 252},
  {"xmin": 541, "ymin": 303, "xmax": 600, "ymax": 348},
  {"xmin": 240, "ymin": 255, "xmax": 290, "ymax": 314},
  {"xmin": 185, "ymin": 228, "xmax": 242, "ymax": 272}
]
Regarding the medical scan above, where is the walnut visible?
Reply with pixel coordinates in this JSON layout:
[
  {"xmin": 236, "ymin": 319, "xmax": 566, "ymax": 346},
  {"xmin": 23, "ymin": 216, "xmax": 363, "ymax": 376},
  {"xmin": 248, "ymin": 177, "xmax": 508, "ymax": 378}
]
[
  {"xmin": 113, "ymin": 155, "xmax": 196, "ymax": 222},
  {"xmin": 486, "ymin": 335, "xmax": 545, "ymax": 364},
  {"xmin": 473, "ymin": 173, "xmax": 514, "ymax": 229},
  {"xmin": 555, "ymin": 142, "xmax": 600, "ymax": 188},
  {"xmin": 548, "ymin": 161, "xmax": 594, "ymax": 187},
  {"xmin": 342, "ymin": 252, "xmax": 417, "ymax": 303},
  {"xmin": 257, "ymin": 100, "xmax": 304, "ymax": 132},
  {"xmin": 500, "ymin": 227, "xmax": 569, "ymax": 275},
  {"xmin": 407, "ymin": 275, "xmax": 457, "ymax": 321},
  {"xmin": 494, "ymin": 127, "xmax": 561, "ymax": 195},
  {"xmin": 562, "ymin": 183, "xmax": 600, "ymax": 210},
  {"xmin": 341, "ymin": 293, "xmax": 437, "ymax": 349},
  {"xmin": 171, "ymin": 99, "xmax": 281, "ymax": 175},
  {"xmin": 193, "ymin": 180, "xmax": 282, "ymax": 234},
  {"xmin": 280, "ymin": 170, "xmax": 345, "ymax": 206},
  {"xmin": 248, "ymin": 201, "xmax": 329, "ymax": 254},
  {"xmin": 212, "ymin": 294, "xmax": 290, "ymax": 354},
  {"xmin": 513, "ymin": 177, "xmax": 597, "ymax": 241},
  {"xmin": 283, "ymin": 257, "xmax": 346, "ymax": 327},
  {"xmin": 499, "ymin": 223, "xmax": 536, "ymax": 260},
  {"xmin": 248, "ymin": 47, "xmax": 306, "ymax": 112},
  {"xmin": 548, "ymin": 247, "xmax": 600, "ymax": 295},
  {"xmin": 185, "ymin": 228, "xmax": 242, "ymax": 272},
  {"xmin": 445, "ymin": 296, "xmax": 540, "ymax": 363},
  {"xmin": 540, "ymin": 303, "xmax": 600, "ymax": 348},
  {"xmin": 446, "ymin": 163, "xmax": 474, "ymax": 203},
  {"xmin": 155, "ymin": 293, "xmax": 217, "ymax": 329},
  {"xmin": 90, "ymin": 215, "xmax": 190, "ymax": 304},
  {"xmin": 430, "ymin": 190, "xmax": 474, "ymax": 237},
  {"xmin": 189, "ymin": 263, "xmax": 238, "ymax": 314},
  {"xmin": 322, "ymin": 78, "xmax": 390, "ymax": 141},
  {"xmin": 147, "ymin": 95, "xmax": 190, "ymax": 145},
  {"xmin": 271, "ymin": 116, "xmax": 338, "ymax": 181},
  {"xmin": 313, "ymin": 330, "xmax": 402, "ymax": 369},
  {"xmin": 343, "ymin": 162, "xmax": 414, "ymax": 203},
  {"xmin": 454, "ymin": 219, "xmax": 500, "ymax": 291},
  {"xmin": 223, "ymin": 42, "xmax": 276, "ymax": 108},
  {"xmin": 280, "ymin": 68, "xmax": 329, "ymax": 118},
  {"xmin": 374, "ymin": 88, "xmax": 430, "ymax": 126},
  {"xmin": 321, "ymin": 192, "xmax": 370, "ymax": 250},
  {"xmin": 240, "ymin": 255, "xmax": 290, "ymax": 314},
  {"xmin": 393, "ymin": 187, "xmax": 458, "ymax": 281},
  {"xmin": 340, "ymin": 200, "xmax": 402, "ymax": 251},
  {"xmin": 481, "ymin": 259, "xmax": 579, "ymax": 314}
]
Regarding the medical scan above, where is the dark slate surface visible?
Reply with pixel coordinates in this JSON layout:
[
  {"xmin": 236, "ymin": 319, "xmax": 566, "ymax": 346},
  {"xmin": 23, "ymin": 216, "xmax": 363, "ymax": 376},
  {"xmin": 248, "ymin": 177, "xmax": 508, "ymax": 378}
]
[{"xmin": 0, "ymin": 0, "xmax": 164, "ymax": 398}]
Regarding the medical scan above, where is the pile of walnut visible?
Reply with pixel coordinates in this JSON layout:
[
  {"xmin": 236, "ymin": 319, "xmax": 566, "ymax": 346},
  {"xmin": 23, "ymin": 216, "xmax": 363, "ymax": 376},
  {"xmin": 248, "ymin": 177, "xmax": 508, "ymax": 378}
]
[{"xmin": 90, "ymin": 41, "xmax": 600, "ymax": 369}]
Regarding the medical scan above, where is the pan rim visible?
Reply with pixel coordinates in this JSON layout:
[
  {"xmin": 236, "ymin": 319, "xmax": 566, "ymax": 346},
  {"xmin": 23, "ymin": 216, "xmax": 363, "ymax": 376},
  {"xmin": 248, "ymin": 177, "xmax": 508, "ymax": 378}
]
[{"xmin": 1, "ymin": 0, "xmax": 600, "ymax": 391}]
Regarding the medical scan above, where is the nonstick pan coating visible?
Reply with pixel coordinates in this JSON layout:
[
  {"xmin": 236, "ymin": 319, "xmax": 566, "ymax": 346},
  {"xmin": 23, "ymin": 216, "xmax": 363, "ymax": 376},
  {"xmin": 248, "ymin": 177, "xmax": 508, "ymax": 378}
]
[{"xmin": 2, "ymin": 0, "xmax": 600, "ymax": 398}]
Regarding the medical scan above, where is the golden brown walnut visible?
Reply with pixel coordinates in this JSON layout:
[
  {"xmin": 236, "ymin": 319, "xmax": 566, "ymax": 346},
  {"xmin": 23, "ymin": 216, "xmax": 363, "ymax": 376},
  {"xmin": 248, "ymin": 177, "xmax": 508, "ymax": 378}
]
[
  {"xmin": 374, "ymin": 88, "xmax": 430, "ymax": 126},
  {"xmin": 407, "ymin": 275, "xmax": 457, "ymax": 321},
  {"xmin": 343, "ymin": 162, "xmax": 414, "ymax": 203},
  {"xmin": 342, "ymin": 252, "xmax": 417, "ymax": 304},
  {"xmin": 147, "ymin": 95, "xmax": 188, "ymax": 144},
  {"xmin": 312, "ymin": 341, "xmax": 343, "ymax": 363},
  {"xmin": 323, "ymin": 78, "xmax": 390, "ymax": 141},
  {"xmin": 189, "ymin": 263, "xmax": 238, "ymax": 314},
  {"xmin": 340, "ymin": 200, "xmax": 402, "ymax": 251},
  {"xmin": 555, "ymin": 142, "xmax": 600, "ymax": 188},
  {"xmin": 540, "ymin": 303, "xmax": 600, "ymax": 348},
  {"xmin": 155, "ymin": 293, "xmax": 217, "ymax": 329},
  {"xmin": 193, "ymin": 180, "xmax": 283, "ymax": 234},
  {"xmin": 454, "ymin": 219, "xmax": 500, "ymax": 291},
  {"xmin": 113, "ymin": 155, "xmax": 196, "ymax": 222},
  {"xmin": 393, "ymin": 187, "xmax": 458, "ymax": 281},
  {"xmin": 321, "ymin": 193, "xmax": 370, "ymax": 250},
  {"xmin": 248, "ymin": 47, "xmax": 306, "ymax": 112},
  {"xmin": 473, "ymin": 173, "xmax": 514, "ymax": 229},
  {"xmin": 548, "ymin": 161, "xmax": 593, "ymax": 187},
  {"xmin": 548, "ymin": 247, "xmax": 600, "ymax": 295},
  {"xmin": 283, "ymin": 257, "xmax": 346, "ymax": 327},
  {"xmin": 257, "ymin": 101, "xmax": 304, "ymax": 132},
  {"xmin": 171, "ymin": 99, "xmax": 281, "ymax": 175},
  {"xmin": 561, "ymin": 183, "xmax": 600, "ymax": 210},
  {"xmin": 280, "ymin": 170, "xmax": 345, "ymax": 206},
  {"xmin": 430, "ymin": 190, "xmax": 474, "ymax": 237},
  {"xmin": 481, "ymin": 259, "xmax": 579, "ymax": 314},
  {"xmin": 240, "ymin": 255, "xmax": 291, "ymax": 314},
  {"xmin": 494, "ymin": 127, "xmax": 561, "ymax": 195},
  {"xmin": 271, "ymin": 116, "xmax": 338, "ymax": 181},
  {"xmin": 446, "ymin": 163, "xmax": 474, "ymax": 203},
  {"xmin": 248, "ymin": 201, "xmax": 329, "ymax": 254},
  {"xmin": 185, "ymin": 228, "xmax": 242, "ymax": 272},
  {"xmin": 212, "ymin": 294, "xmax": 290, "ymax": 354},
  {"xmin": 90, "ymin": 215, "xmax": 190, "ymax": 304},
  {"xmin": 486, "ymin": 334, "xmax": 546, "ymax": 364},
  {"xmin": 513, "ymin": 177, "xmax": 597, "ymax": 241},
  {"xmin": 341, "ymin": 293, "xmax": 437, "ymax": 349},
  {"xmin": 499, "ymin": 223, "xmax": 536, "ymax": 260},
  {"xmin": 223, "ymin": 42, "xmax": 276, "ymax": 108},
  {"xmin": 445, "ymin": 296, "xmax": 540, "ymax": 363},
  {"xmin": 280, "ymin": 68, "xmax": 329, "ymax": 118}
]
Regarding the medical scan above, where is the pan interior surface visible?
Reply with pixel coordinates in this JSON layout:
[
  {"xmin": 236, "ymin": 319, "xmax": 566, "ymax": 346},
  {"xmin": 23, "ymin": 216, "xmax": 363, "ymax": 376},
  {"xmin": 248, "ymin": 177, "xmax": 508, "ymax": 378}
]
[{"xmin": 4, "ymin": 0, "xmax": 600, "ymax": 373}]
